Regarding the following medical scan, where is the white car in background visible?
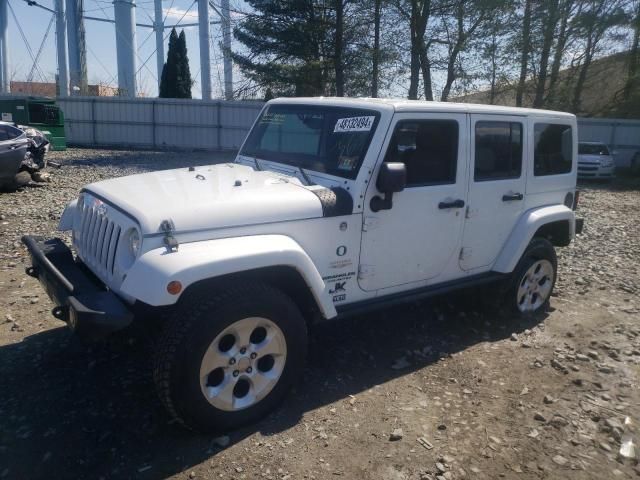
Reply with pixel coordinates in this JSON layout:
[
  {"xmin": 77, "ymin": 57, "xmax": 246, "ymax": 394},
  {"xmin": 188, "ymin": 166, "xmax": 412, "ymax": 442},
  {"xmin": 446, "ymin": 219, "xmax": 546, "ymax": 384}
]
[{"xmin": 578, "ymin": 141, "xmax": 615, "ymax": 180}]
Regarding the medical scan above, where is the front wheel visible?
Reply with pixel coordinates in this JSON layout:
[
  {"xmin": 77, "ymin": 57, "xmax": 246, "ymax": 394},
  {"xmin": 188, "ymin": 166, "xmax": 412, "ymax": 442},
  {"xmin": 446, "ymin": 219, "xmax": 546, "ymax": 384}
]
[
  {"xmin": 504, "ymin": 237, "xmax": 557, "ymax": 315},
  {"xmin": 153, "ymin": 282, "xmax": 307, "ymax": 432}
]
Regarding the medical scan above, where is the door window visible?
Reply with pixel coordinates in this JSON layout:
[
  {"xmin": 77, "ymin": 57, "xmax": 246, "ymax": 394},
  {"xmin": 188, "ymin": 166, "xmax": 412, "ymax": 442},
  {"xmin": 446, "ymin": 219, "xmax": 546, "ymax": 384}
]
[
  {"xmin": 384, "ymin": 120, "xmax": 458, "ymax": 186},
  {"xmin": 534, "ymin": 123, "xmax": 573, "ymax": 176},
  {"xmin": 0, "ymin": 125, "xmax": 23, "ymax": 141},
  {"xmin": 474, "ymin": 121, "xmax": 522, "ymax": 181}
]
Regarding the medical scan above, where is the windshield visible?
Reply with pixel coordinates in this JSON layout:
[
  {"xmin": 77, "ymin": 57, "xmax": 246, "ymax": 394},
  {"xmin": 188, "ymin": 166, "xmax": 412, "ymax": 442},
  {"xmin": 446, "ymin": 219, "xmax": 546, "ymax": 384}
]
[
  {"xmin": 240, "ymin": 104, "xmax": 381, "ymax": 179},
  {"xmin": 579, "ymin": 143, "xmax": 609, "ymax": 155}
]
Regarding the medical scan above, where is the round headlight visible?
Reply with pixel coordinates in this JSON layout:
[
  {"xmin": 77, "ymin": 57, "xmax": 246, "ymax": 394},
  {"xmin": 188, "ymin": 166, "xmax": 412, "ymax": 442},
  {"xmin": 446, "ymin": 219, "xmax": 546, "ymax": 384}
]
[{"xmin": 128, "ymin": 229, "xmax": 141, "ymax": 257}]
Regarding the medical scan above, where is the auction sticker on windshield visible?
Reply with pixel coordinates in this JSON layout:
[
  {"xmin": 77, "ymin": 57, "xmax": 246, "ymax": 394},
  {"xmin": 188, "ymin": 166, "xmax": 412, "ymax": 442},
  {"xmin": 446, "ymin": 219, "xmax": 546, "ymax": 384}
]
[{"xmin": 334, "ymin": 116, "xmax": 375, "ymax": 133}]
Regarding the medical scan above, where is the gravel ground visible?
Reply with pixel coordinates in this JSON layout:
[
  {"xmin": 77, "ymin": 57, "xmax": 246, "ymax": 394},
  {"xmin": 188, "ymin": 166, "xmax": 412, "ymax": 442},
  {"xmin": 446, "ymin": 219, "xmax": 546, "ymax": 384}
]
[{"xmin": 0, "ymin": 149, "xmax": 639, "ymax": 480}]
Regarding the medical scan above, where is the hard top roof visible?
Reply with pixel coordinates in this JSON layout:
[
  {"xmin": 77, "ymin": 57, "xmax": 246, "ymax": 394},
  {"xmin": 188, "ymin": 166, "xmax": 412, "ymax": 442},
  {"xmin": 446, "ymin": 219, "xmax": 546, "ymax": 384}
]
[{"xmin": 269, "ymin": 96, "xmax": 576, "ymax": 119}]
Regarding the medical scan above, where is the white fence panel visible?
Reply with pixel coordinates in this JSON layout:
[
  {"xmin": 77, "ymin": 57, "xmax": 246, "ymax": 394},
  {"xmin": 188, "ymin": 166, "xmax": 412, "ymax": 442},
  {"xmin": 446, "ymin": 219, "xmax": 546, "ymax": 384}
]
[
  {"xmin": 57, "ymin": 97, "xmax": 264, "ymax": 151},
  {"xmin": 577, "ymin": 118, "xmax": 640, "ymax": 167},
  {"xmin": 56, "ymin": 98, "xmax": 639, "ymax": 165}
]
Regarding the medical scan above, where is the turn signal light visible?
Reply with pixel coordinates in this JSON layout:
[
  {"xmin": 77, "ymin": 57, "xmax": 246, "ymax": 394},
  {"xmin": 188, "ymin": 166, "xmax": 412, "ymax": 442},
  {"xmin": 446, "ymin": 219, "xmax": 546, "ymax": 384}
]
[{"xmin": 167, "ymin": 281, "xmax": 183, "ymax": 295}]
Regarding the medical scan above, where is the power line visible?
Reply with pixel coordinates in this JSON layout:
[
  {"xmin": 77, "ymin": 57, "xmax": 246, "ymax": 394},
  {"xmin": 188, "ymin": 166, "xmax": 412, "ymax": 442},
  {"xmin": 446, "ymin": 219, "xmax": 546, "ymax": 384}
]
[
  {"xmin": 27, "ymin": 12, "xmax": 55, "ymax": 82},
  {"xmin": 8, "ymin": 0, "xmax": 48, "ymax": 82},
  {"xmin": 135, "ymin": 0, "xmax": 196, "ymax": 78}
]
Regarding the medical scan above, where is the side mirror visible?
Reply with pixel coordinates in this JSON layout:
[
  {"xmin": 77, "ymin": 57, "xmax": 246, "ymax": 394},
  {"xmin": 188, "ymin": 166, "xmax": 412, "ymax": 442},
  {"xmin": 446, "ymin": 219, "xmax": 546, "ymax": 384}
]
[{"xmin": 370, "ymin": 162, "xmax": 406, "ymax": 212}]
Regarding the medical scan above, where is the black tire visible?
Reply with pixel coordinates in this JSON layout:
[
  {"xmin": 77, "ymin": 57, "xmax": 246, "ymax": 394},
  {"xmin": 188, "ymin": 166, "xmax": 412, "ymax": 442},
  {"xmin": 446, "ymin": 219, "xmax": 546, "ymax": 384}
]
[
  {"xmin": 503, "ymin": 237, "xmax": 557, "ymax": 316},
  {"xmin": 153, "ymin": 281, "xmax": 308, "ymax": 432}
]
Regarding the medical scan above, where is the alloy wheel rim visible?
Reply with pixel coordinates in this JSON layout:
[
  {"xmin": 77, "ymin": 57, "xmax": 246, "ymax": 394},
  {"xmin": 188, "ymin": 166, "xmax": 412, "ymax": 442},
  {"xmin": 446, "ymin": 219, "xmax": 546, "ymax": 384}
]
[
  {"xmin": 199, "ymin": 317, "xmax": 287, "ymax": 412},
  {"xmin": 516, "ymin": 259, "xmax": 554, "ymax": 312}
]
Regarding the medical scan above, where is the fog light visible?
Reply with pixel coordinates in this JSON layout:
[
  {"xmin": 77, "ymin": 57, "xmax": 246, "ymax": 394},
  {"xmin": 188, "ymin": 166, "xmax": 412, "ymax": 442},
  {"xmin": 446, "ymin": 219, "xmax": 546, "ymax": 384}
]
[{"xmin": 167, "ymin": 281, "xmax": 182, "ymax": 295}]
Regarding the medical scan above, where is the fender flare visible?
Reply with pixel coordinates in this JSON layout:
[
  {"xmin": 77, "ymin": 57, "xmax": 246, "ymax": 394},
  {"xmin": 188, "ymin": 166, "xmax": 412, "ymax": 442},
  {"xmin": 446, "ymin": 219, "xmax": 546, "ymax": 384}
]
[
  {"xmin": 119, "ymin": 234, "xmax": 337, "ymax": 319},
  {"xmin": 493, "ymin": 205, "xmax": 575, "ymax": 273}
]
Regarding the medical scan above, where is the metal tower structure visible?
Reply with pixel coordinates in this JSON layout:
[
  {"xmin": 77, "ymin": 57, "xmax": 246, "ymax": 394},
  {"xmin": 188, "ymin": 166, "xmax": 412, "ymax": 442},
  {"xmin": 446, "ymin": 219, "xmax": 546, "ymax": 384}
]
[
  {"xmin": 0, "ymin": 0, "xmax": 9, "ymax": 93},
  {"xmin": 114, "ymin": 0, "xmax": 137, "ymax": 97},
  {"xmin": 154, "ymin": 0, "xmax": 164, "ymax": 91},
  {"xmin": 198, "ymin": 0, "xmax": 211, "ymax": 100},
  {"xmin": 55, "ymin": 0, "xmax": 69, "ymax": 96},
  {"xmin": 0, "ymin": 0, "xmax": 234, "ymax": 99},
  {"xmin": 66, "ymin": 0, "xmax": 88, "ymax": 94}
]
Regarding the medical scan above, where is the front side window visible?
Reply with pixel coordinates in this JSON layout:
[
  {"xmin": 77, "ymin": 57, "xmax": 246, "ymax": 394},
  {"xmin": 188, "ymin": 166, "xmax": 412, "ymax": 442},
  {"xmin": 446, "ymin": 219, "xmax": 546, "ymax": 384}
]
[
  {"xmin": 474, "ymin": 121, "xmax": 522, "ymax": 181},
  {"xmin": 534, "ymin": 123, "xmax": 573, "ymax": 176},
  {"xmin": 240, "ymin": 105, "xmax": 380, "ymax": 179},
  {"xmin": 384, "ymin": 119, "xmax": 459, "ymax": 186}
]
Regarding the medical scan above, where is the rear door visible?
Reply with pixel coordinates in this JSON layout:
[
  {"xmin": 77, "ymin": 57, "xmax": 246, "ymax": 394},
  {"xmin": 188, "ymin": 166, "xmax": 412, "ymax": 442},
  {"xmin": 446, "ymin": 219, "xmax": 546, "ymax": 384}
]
[{"xmin": 460, "ymin": 114, "xmax": 527, "ymax": 271}]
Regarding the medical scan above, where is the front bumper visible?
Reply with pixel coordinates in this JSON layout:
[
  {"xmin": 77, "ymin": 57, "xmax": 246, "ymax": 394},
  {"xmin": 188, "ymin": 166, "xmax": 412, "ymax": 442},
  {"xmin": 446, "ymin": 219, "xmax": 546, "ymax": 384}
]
[
  {"xmin": 21, "ymin": 236, "xmax": 133, "ymax": 340},
  {"xmin": 578, "ymin": 163, "xmax": 615, "ymax": 179}
]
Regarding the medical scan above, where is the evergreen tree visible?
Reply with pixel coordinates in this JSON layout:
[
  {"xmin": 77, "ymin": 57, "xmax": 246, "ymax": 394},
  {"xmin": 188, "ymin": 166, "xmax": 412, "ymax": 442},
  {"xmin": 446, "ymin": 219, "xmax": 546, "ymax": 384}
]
[
  {"xmin": 177, "ymin": 31, "xmax": 193, "ymax": 98},
  {"xmin": 159, "ymin": 28, "xmax": 193, "ymax": 99},
  {"xmin": 233, "ymin": 0, "xmax": 332, "ymax": 96}
]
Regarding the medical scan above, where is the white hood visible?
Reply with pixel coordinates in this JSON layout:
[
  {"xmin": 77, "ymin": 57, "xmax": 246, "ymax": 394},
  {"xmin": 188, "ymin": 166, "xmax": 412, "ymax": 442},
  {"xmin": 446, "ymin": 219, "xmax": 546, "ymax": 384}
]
[{"xmin": 84, "ymin": 163, "xmax": 325, "ymax": 234}]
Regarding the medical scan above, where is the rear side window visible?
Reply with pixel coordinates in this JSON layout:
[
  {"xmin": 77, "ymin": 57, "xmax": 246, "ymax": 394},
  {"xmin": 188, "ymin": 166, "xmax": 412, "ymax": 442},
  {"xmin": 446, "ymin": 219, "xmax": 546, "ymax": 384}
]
[
  {"xmin": 474, "ymin": 121, "xmax": 522, "ymax": 181},
  {"xmin": 0, "ymin": 125, "xmax": 22, "ymax": 141},
  {"xmin": 534, "ymin": 124, "xmax": 573, "ymax": 176},
  {"xmin": 384, "ymin": 119, "xmax": 459, "ymax": 186}
]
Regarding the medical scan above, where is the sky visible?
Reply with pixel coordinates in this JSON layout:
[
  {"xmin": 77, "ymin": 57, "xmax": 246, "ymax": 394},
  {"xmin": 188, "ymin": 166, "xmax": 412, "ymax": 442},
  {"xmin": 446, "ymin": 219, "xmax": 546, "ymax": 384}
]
[{"xmin": 6, "ymin": 0, "xmax": 237, "ymax": 98}]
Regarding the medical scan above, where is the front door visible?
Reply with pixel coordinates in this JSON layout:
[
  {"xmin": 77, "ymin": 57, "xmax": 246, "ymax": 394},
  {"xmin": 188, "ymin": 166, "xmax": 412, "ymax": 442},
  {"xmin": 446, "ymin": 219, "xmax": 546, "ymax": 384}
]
[
  {"xmin": 460, "ymin": 114, "xmax": 527, "ymax": 271},
  {"xmin": 358, "ymin": 113, "xmax": 468, "ymax": 292}
]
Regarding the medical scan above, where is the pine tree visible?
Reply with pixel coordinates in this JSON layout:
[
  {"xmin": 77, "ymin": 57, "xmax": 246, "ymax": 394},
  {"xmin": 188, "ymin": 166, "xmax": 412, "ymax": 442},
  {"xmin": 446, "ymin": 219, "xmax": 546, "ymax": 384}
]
[
  {"xmin": 233, "ymin": 0, "xmax": 332, "ymax": 96},
  {"xmin": 176, "ymin": 30, "xmax": 193, "ymax": 98},
  {"xmin": 159, "ymin": 28, "xmax": 192, "ymax": 99}
]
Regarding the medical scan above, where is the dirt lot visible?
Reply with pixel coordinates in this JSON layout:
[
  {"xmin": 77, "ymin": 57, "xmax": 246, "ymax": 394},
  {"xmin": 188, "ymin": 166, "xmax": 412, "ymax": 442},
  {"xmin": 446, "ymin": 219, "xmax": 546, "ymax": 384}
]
[{"xmin": 1, "ymin": 149, "xmax": 639, "ymax": 480}]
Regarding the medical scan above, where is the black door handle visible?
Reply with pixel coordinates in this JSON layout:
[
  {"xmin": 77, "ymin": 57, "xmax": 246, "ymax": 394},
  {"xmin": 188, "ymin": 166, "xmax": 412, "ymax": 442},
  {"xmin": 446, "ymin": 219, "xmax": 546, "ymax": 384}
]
[
  {"xmin": 502, "ymin": 192, "xmax": 524, "ymax": 201},
  {"xmin": 438, "ymin": 199, "xmax": 465, "ymax": 209}
]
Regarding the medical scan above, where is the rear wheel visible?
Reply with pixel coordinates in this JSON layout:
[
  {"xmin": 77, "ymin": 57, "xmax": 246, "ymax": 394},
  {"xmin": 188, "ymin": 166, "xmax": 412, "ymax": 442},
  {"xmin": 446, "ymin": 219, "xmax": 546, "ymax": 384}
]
[
  {"xmin": 504, "ymin": 238, "xmax": 557, "ymax": 315},
  {"xmin": 153, "ymin": 281, "xmax": 307, "ymax": 432}
]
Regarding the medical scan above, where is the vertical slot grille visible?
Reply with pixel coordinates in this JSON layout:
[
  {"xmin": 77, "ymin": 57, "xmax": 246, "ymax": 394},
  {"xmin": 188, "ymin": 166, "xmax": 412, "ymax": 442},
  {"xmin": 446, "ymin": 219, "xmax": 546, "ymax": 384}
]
[{"xmin": 75, "ymin": 197, "xmax": 124, "ymax": 281}]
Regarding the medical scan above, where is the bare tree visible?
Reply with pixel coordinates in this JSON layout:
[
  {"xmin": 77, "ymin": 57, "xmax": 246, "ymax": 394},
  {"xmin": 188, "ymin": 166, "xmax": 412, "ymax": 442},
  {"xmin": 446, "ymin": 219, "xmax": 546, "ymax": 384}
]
[
  {"xmin": 571, "ymin": 0, "xmax": 627, "ymax": 113},
  {"xmin": 532, "ymin": 0, "xmax": 560, "ymax": 107},
  {"xmin": 623, "ymin": 0, "xmax": 640, "ymax": 101},
  {"xmin": 515, "ymin": 0, "xmax": 533, "ymax": 106}
]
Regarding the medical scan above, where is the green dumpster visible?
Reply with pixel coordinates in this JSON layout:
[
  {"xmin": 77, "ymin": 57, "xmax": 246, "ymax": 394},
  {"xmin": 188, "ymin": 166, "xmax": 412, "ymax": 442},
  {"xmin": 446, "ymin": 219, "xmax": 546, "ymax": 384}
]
[{"xmin": 0, "ymin": 96, "xmax": 66, "ymax": 150}]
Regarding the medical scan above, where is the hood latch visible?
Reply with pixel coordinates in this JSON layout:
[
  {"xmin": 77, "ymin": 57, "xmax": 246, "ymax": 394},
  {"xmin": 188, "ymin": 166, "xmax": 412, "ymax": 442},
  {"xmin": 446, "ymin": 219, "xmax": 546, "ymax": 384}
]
[{"xmin": 160, "ymin": 219, "xmax": 179, "ymax": 252}]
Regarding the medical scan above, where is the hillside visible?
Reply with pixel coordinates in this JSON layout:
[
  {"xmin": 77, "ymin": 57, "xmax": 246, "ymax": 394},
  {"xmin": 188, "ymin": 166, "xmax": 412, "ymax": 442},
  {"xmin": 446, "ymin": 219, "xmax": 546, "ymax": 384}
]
[{"xmin": 458, "ymin": 52, "xmax": 638, "ymax": 117}]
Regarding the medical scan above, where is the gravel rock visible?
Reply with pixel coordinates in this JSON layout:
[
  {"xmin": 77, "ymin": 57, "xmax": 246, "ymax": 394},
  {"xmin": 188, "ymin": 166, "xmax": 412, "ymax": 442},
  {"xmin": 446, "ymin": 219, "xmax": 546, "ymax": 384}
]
[
  {"xmin": 534, "ymin": 412, "xmax": 547, "ymax": 422},
  {"xmin": 389, "ymin": 428, "xmax": 403, "ymax": 441}
]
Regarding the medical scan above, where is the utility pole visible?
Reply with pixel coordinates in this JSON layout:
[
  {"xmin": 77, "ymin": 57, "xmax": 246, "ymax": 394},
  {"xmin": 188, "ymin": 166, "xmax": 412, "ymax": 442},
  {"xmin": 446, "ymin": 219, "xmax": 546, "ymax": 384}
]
[
  {"xmin": 220, "ymin": 0, "xmax": 232, "ymax": 100},
  {"xmin": 114, "ymin": 0, "xmax": 138, "ymax": 97},
  {"xmin": 0, "ymin": 0, "xmax": 9, "ymax": 93},
  {"xmin": 154, "ymin": 0, "xmax": 164, "ymax": 90},
  {"xmin": 66, "ymin": 0, "xmax": 88, "ymax": 94},
  {"xmin": 198, "ymin": 0, "xmax": 211, "ymax": 100},
  {"xmin": 55, "ymin": 0, "xmax": 69, "ymax": 96}
]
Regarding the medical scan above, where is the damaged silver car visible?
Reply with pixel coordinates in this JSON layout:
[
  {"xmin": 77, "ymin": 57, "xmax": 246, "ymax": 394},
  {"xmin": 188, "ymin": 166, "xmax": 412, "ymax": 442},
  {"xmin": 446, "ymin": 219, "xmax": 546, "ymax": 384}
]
[
  {"xmin": 0, "ymin": 123, "xmax": 29, "ymax": 190},
  {"xmin": 0, "ymin": 122, "xmax": 50, "ymax": 191}
]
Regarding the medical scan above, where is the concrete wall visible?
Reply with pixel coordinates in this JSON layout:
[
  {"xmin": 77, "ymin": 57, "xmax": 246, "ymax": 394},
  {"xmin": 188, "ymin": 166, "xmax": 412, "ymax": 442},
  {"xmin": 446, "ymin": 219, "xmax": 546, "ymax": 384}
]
[{"xmin": 57, "ymin": 96, "xmax": 264, "ymax": 151}]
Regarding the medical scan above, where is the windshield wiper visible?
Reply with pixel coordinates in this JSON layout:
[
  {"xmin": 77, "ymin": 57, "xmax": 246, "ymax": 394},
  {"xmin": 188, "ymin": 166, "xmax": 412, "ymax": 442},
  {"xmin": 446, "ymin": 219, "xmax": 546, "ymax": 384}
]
[
  {"xmin": 253, "ymin": 156, "xmax": 262, "ymax": 171},
  {"xmin": 298, "ymin": 166, "xmax": 314, "ymax": 186}
]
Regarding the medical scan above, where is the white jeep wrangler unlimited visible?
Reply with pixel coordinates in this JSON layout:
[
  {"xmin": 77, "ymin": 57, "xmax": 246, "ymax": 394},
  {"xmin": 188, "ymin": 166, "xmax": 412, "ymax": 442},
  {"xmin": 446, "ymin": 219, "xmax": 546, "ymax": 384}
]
[{"xmin": 23, "ymin": 98, "xmax": 583, "ymax": 432}]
